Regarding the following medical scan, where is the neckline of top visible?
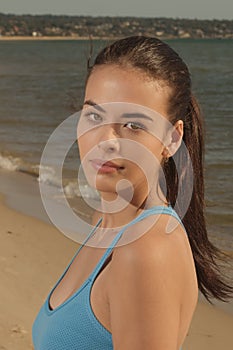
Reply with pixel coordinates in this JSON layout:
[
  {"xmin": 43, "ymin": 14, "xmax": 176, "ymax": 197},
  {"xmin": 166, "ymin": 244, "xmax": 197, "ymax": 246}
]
[{"xmin": 46, "ymin": 204, "xmax": 178, "ymax": 315}]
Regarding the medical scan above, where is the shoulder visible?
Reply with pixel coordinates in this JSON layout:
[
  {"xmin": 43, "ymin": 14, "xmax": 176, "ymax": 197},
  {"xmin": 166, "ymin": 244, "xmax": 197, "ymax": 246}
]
[
  {"xmin": 111, "ymin": 213, "xmax": 189, "ymax": 280},
  {"xmin": 106, "ymin": 214, "xmax": 196, "ymax": 348},
  {"xmin": 107, "ymin": 214, "xmax": 192, "ymax": 305}
]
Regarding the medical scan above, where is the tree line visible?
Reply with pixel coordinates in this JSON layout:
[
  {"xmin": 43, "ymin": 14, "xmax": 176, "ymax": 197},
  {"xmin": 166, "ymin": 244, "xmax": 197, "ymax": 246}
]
[{"xmin": 0, "ymin": 13, "xmax": 232, "ymax": 39}]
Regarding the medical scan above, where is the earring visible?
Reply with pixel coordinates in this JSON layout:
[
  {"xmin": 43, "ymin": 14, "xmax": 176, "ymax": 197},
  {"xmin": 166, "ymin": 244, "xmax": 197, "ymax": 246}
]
[{"xmin": 162, "ymin": 147, "xmax": 170, "ymax": 162}]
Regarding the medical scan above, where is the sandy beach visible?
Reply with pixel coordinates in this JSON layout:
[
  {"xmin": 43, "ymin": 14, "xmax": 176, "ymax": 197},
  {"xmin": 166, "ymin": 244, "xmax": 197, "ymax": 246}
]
[
  {"xmin": 0, "ymin": 170, "xmax": 233, "ymax": 349},
  {"xmin": 0, "ymin": 191, "xmax": 79, "ymax": 349}
]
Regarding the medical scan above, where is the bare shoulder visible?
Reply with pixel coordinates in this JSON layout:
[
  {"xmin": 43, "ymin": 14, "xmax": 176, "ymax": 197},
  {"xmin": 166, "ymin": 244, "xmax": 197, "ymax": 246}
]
[
  {"xmin": 111, "ymin": 213, "xmax": 193, "ymax": 280},
  {"xmin": 108, "ymin": 211, "xmax": 198, "ymax": 304},
  {"xmin": 107, "ymin": 214, "xmax": 198, "ymax": 349}
]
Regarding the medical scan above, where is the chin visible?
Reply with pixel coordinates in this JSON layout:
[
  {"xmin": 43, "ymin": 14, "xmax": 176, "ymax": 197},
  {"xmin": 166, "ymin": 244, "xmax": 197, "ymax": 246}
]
[{"xmin": 92, "ymin": 179, "xmax": 119, "ymax": 193}]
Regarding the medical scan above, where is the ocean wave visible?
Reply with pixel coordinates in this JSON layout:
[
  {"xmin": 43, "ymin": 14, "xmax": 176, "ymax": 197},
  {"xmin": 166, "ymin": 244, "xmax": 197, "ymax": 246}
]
[
  {"xmin": 63, "ymin": 181, "xmax": 99, "ymax": 199},
  {"xmin": 0, "ymin": 152, "xmax": 99, "ymax": 200},
  {"xmin": 0, "ymin": 152, "xmax": 22, "ymax": 171},
  {"xmin": 0, "ymin": 152, "xmax": 40, "ymax": 177}
]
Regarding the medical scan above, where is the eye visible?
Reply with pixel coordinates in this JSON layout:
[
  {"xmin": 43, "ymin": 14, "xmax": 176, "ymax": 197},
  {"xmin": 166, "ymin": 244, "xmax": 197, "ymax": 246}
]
[
  {"xmin": 84, "ymin": 111, "xmax": 103, "ymax": 123},
  {"xmin": 125, "ymin": 121, "xmax": 146, "ymax": 131}
]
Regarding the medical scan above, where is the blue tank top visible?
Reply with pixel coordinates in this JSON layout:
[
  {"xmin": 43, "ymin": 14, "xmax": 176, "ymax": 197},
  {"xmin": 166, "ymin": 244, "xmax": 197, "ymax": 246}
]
[{"xmin": 32, "ymin": 205, "xmax": 183, "ymax": 350}]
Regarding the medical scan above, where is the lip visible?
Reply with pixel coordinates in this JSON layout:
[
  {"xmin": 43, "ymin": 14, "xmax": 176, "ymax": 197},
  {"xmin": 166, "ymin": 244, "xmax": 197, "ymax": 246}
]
[{"xmin": 90, "ymin": 159, "xmax": 124, "ymax": 173}]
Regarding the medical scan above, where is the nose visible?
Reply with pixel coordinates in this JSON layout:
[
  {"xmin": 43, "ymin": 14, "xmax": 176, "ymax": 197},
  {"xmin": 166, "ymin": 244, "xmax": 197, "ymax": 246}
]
[{"xmin": 98, "ymin": 126, "xmax": 120, "ymax": 154}]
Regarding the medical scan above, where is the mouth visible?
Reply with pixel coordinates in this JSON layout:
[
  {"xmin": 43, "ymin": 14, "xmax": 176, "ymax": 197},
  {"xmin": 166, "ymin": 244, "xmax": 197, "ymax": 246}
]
[{"xmin": 90, "ymin": 159, "xmax": 124, "ymax": 173}]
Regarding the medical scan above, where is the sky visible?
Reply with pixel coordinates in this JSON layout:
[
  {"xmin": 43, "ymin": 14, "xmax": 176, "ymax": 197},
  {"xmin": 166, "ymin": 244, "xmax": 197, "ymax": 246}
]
[{"xmin": 0, "ymin": 0, "xmax": 232, "ymax": 20}]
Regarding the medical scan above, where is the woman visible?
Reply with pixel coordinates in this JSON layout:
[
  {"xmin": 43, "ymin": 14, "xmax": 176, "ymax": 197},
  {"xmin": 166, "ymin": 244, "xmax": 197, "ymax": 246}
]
[{"xmin": 32, "ymin": 36, "xmax": 232, "ymax": 349}]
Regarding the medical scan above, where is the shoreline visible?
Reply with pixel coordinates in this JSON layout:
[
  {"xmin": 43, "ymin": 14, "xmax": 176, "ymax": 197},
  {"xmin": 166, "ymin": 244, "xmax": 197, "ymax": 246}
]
[{"xmin": 0, "ymin": 170, "xmax": 233, "ymax": 349}]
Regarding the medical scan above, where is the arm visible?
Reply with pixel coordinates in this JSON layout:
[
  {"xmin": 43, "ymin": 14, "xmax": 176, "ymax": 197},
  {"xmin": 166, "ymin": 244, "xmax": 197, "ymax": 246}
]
[{"xmin": 108, "ymin": 225, "xmax": 186, "ymax": 350}]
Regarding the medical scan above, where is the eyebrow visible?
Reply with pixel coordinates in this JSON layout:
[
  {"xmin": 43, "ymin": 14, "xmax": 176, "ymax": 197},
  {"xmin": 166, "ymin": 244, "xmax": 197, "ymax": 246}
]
[
  {"xmin": 83, "ymin": 99, "xmax": 153, "ymax": 121},
  {"xmin": 83, "ymin": 100, "xmax": 106, "ymax": 113},
  {"xmin": 121, "ymin": 113, "xmax": 153, "ymax": 121}
]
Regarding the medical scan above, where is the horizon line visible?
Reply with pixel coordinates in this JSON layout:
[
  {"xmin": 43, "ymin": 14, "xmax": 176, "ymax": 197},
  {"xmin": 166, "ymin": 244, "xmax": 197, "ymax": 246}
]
[{"xmin": 0, "ymin": 12, "xmax": 232, "ymax": 21}]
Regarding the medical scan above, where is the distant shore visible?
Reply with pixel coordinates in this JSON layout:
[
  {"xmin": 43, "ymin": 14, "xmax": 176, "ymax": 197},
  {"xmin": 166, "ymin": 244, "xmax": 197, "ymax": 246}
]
[
  {"xmin": 0, "ymin": 35, "xmax": 111, "ymax": 41},
  {"xmin": 1, "ymin": 14, "xmax": 232, "ymax": 41},
  {"xmin": 0, "ymin": 35, "xmax": 231, "ymax": 41}
]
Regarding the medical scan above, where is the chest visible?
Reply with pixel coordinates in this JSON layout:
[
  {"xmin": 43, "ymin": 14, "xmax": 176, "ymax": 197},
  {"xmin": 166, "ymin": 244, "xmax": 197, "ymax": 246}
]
[{"xmin": 49, "ymin": 246, "xmax": 112, "ymax": 332}]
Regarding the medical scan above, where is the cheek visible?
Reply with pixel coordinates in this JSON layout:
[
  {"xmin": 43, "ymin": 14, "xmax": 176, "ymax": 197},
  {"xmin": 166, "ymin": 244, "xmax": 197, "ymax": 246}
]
[
  {"xmin": 138, "ymin": 136, "xmax": 164, "ymax": 162},
  {"xmin": 78, "ymin": 135, "xmax": 93, "ymax": 160},
  {"xmin": 150, "ymin": 142, "xmax": 164, "ymax": 161}
]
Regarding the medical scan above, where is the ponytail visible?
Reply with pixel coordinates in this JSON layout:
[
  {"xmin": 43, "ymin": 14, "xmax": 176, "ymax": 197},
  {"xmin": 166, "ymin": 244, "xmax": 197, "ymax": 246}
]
[{"xmin": 164, "ymin": 94, "xmax": 233, "ymax": 302}]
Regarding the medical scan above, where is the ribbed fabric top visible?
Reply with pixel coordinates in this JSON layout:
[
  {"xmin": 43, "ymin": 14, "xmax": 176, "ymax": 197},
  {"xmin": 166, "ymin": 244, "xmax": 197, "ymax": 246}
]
[{"xmin": 32, "ymin": 205, "xmax": 182, "ymax": 350}]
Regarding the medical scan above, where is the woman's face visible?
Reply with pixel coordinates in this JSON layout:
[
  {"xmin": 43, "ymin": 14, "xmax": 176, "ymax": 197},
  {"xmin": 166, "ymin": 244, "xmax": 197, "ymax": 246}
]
[{"xmin": 78, "ymin": 65, "xmax": 173, "ymax": 201}]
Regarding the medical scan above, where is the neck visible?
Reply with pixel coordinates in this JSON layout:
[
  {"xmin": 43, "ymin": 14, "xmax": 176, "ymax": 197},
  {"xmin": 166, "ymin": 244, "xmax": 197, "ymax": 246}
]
[{"xmin": 98, "ymin": 183, "xmax": 168, "ymax": 229}]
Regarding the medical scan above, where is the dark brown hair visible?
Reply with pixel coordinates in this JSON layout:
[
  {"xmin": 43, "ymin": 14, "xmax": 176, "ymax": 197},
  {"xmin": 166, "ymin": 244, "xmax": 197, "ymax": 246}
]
[{"xmin": 86, "ymin": 36, "xmax": 232, "ymax": 302}]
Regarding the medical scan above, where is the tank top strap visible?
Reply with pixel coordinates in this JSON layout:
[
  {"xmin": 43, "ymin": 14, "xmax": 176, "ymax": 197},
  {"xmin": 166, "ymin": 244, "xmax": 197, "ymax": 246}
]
[
  {"xmin": 139, "ymin": 204, "xmax": 182, "ymax": 223},
  {"xmin": 89, "ymin": 205, "xmax": 183, "ymax": 282},
  {"xmin": 62, "ymin": 218, "xmax": 103, "ymax": 272},
  {"xmin": 81, "ymin": 218, "xmax": 103, "ymax": 247}
]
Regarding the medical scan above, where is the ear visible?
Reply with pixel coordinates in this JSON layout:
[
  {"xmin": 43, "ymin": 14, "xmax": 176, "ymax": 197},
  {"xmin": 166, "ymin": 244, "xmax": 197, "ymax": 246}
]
[{"xmin": 162, "ymin": 120, "xmax": 184, "ymax": 158}]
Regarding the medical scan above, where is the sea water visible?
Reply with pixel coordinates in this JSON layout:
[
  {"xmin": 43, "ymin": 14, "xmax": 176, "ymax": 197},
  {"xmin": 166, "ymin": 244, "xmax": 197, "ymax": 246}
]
[{"xmin": 0, "ymin": 38, "xmax": 232, "ymax": 252}]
